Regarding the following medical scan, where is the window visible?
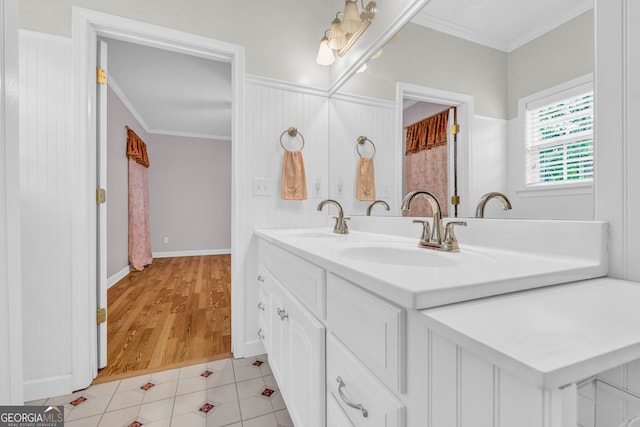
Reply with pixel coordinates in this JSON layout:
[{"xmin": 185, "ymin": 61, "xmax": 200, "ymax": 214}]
[{"xmin": 524, "ymin": 80, "xmax": 593, "ymax": 187}]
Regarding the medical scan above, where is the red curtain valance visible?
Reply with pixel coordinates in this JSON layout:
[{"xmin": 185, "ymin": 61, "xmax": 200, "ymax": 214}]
[
  {"xmin": 126, "ymin": 127, "xmax": 150, "ymax": 168},
  {"xmin": 405, "ymin": 108, "xmax": 451, "ymax": 155}
]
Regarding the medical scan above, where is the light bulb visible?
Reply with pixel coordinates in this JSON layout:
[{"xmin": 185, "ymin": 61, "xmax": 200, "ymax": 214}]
[
  {"xmin": 316, "ymin": 36, "xmax": 335, "ymax": 65},
  {"xmin": 328, "ymin": 16, "xmax": 347, "ymax": 50}
]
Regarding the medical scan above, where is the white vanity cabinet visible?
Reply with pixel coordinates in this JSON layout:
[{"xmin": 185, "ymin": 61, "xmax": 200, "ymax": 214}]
[{"xmin": 257, "ymin": 264, "xmax": 325, "ymax": 427}]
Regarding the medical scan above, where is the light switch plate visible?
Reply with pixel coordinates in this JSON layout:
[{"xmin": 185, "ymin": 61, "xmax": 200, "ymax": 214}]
[{"xmin": 253, "ymin": 178, "xmax": 272, "ymax": 196}]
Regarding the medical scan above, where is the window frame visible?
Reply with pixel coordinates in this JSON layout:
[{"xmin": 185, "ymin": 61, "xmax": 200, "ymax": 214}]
[{"xmin": 516, "ymin": 74, "xmax": 594, "ymax": 196}]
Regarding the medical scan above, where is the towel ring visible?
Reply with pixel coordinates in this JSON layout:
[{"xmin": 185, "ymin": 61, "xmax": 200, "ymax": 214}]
[
  {"xmin": 280, "ymin": 127, "xmax": 305, "ymax": 151},
  {"xmin": 356, "ymin": 136, "xmax": 376, "ymax": 158}
]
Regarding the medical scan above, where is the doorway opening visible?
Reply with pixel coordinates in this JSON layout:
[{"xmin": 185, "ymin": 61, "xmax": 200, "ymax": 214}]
[
  {"xmin": 93, "ymin": 36, "xmax": 234, "ymax": 383},
  {"xmin": 396, "ymin": 83, "xmax": 474, "ymax": 218},
  {"xmin": 72, "ymin": 8, "xmax": 246, "ymax": 390}
]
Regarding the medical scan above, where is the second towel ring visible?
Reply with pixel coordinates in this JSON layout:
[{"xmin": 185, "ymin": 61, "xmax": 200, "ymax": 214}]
[
  {"xmin": 280, "ymin": 127, "xmax": 305, "ymax": 151},
  {"xmin": 357, "ymin": 136, "xmax": 376, "ymax": 158}
]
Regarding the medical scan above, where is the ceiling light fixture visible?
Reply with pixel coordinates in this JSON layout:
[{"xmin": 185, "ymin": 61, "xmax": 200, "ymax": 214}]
[{"xmin": 316, "ymin": 0, "xmax": 377, "ymax": 65}]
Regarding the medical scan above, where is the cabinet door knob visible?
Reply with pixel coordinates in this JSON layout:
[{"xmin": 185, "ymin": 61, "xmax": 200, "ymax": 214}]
[
  {"xmin": 336, "ymin": 376, "xmax": 368, "ymax": 418},
  {"xmin": 257, "ymin": 328, "xmax": 265, "ymax": 340},
  {"xmin": 277, "ymin": 308, "xmax": 288, "ymax": 321},
  {"xmin": 258, "ymin": 302, "xmax": 265, "ymax": 311},
  {"xmin": 257, "ymin": 275, "xmax": 265, "ymax": 282}
]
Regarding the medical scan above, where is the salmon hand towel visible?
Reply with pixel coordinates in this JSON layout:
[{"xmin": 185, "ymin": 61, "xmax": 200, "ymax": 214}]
[
  {"xmin": 281, "ymin": 149, "xmax": 308, "ymax": 200},
  {"xmin": 356, "ymin": 156, "xmax": 376, "ymax": 201}
]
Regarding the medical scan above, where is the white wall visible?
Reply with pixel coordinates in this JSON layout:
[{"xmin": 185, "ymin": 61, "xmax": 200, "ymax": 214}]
[
  {"xmin": 19, "ymin": 31, "xmax": 75, "ymax": 401},
  {"xmin": 243, "ymin": 76, "xmax": 330, "ymax": 355},
  {"xmin": 329, "ymin": 94, "xmax": 398, "ymax": 216},
  {"xmin": 0, "ymin": 0, "xmax": 23, "ymax": 405}
]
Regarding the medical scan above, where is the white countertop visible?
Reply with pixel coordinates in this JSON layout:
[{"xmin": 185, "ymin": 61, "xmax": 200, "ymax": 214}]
[
  {"xmin": 421, "ymin": 278, "xmax": 640, "ymax": 389},
  {"xmin": 255, "ymin": 227, "xmax": 607, "ymax": 310}
]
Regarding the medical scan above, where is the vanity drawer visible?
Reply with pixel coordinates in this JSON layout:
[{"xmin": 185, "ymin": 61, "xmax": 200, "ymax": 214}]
[
  {"xmin": 327, "ymin": 333, "xmax": 405, "ymax": 427},
  {"xmin": 327, "ymin": 390, "xmax": 355, "ymax": 427},
  {"xmin": 259, "ymin": 239, "xmax": 326, "ymax": 320},
  {"xmin": 327, "ymin": 273, "xmax": 406, "ymax": 393}
]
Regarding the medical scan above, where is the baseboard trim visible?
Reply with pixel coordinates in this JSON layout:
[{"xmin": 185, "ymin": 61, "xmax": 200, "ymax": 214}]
[
  {"xmin": 152, "ymin": 249, "xmax": 231, "ymax": 258},
  {"xmin": 235, "ymin": 339, "xmax": 266, "ymax": 359},
  {"xmin": 24, "ymin": 374, "xmax": 73, "ymax": 402},
  {"xmin": 107, "ymin": 266, "xmax": 130, "ymax": 289}
]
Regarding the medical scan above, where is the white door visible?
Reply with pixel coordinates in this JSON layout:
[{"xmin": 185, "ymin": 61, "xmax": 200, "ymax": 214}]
[{"xmin": 96, "ymin": 39, "xmax": 108, "ymax": 369}]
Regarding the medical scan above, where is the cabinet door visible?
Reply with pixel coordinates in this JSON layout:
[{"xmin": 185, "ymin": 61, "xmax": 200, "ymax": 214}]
[
  {"xmin": 284, "ymin": 292, "xmax": 326, "ymax": 427},
  {"xmin": 327, "ymin": 392, "xmax": 355, "ymax": 427},
  {"xmin": 267, "ymin": 274, "xmax": 288, "ymax": 389}
]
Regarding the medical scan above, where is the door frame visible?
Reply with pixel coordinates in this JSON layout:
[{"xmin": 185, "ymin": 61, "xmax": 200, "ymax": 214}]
[
  {"xmin": 71, "ymin": 7, "xmax": 246, "ymax": 389},
  {"xmin": 396, "ymin": 83, "xmax": 474, "ymax": 217}
]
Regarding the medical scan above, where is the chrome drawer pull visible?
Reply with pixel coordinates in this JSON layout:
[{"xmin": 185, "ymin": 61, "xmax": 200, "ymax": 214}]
[
  {"xmin": 257, "ymin": 275, "xmax": 265, "ymax": 282},
  {"xmin": 258, "ymin": 302, "xmax": 265, "ymax": 311},
  {"xmin": 336, "ymin": 376, "xmax": 368, "ymax": 418},
  {"xmin": 257, "ymin": 328, "xmax": 265, "ymax": 340},
  {"xmin": 277, "ymin": 308, "xmax": 288, "ymax": 321}
]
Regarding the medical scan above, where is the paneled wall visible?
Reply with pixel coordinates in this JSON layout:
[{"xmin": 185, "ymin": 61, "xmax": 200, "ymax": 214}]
[
  {"xmin": 242, "ymin": 76, "xmax": 330, "ymax": 355},
  {"xmin": 19, "ymin": 31, "xmax": 74, "ymax": 400},
  {"xmin": 329, "ymin": 94, "xmax": 398, "ymax": 216}
]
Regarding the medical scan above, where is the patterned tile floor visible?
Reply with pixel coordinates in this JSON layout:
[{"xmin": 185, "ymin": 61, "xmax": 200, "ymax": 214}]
[{"xmin": 26, "ymin": 355, "xmax": 292, "ymax": 427}]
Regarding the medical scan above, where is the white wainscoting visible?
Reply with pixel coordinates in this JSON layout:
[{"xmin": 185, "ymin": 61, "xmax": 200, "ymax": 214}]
[
  {"xmin": 242, "ymin": 75, "xmax": 330, "ymax": 357},
  {"xmin": 329, "ymin": 93, "xmax": 398, "ymax": 216},
  {"xmin": 19, "ymin": 30, "xmax": 74, "ymax": 401}
]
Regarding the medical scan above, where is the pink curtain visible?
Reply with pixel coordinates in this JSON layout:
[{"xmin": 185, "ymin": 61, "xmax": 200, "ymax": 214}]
[
  {"xmin": 403, "ymin": 108, "xmax": 451, "ymax": 217},
  {"xmin": 126, "ymin": 128, "xmax": 152, "ymax": 271}
]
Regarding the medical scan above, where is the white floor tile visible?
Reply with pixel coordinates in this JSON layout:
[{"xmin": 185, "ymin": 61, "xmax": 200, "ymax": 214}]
[
  {"xmin": 176, "ymin": 376, "xmax": 207, "ymax": 396},
  {"xmin": 205, "ymin": 400, "xmax": 241, "ymax": 426},
  {"xmin": 106, "ymin": 389, "xmax": 144, "ymax": 412},
  {"xmin": 239, "ymin": 395, "xmax": 273, "ymax": 420},
  {"xmin": 86, "ymin": 381, "xmax": 120, "ymax": 397},
  {"xmin": 142, "ymin": 381, "xmax": 179, "ymax": 404},
  {"xmin": 233, "ymin": 365, "xmax": 262, "ymax": 382},
  {"xmin": 235, "ymin": 377, "xmax": 266, "ymax": 400},
  {"xmin": 171, "ymin": 412, "xmax": 206, "ymax": 427},
  {"xmin": 97, "ymin": 406, "xmax": 138, "ymax": 427},
  {"xmin": 173, "ymin": 390, "xmax": 207, "ymax": 417},
  {"xmin": 270, "ymin": 392, "xmax": 287, "ymax": 412},
  {"xmin": 143, "ymin": 418, "xmax": 172, "ymax": 427},
  {"xmin": 65, "ymin": 414, "xmax": 102, "ymax": 427},
  {"xmin": 25, "ymin": 399, "xmax": 47, "ymax": 406},
  {"xmin": 151, "ymin": 368, "xmax": 180, "ymax": 383},
  {"xmin": 206, "ymin": 358, "xmax": 234, "ymax": 371},
  {"xmin": 138, "ymin": 397, "xmax": 175, "ymax": 422},
  {"xmin": 205, "ymin": 383, "xmax": 238, "ymax": 404},
  {"xmin": 242, "ymin": 412, "xmax": 279, "ymax": 427},
  {"xmin": 66, "ymin": 395, "xmax": 112, "ymax": 422},
  {"xmin": 275, "ymin": 409, "xmax": 295, "ymax": 427}
]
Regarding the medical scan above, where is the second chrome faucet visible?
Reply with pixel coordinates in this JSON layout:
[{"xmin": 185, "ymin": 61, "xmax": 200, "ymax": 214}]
[{"xmin": 401, "ymin": 190, "xmax": 466, "ymax": 252}]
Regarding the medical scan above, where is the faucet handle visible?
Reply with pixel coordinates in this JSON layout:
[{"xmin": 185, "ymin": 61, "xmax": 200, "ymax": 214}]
[
  {"xmin": 412, "ymin": 220, "xmax": 431, "ymax": 246},
  {"xmin": 333, "ymin": 216, "xmax": 350, "ymax": 234},
  {"xmin": 442, "ymin": 221, "xmax": 467, "ymax": 252}
]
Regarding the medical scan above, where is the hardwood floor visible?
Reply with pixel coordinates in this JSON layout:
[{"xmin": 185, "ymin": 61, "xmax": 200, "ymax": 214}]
[{"xmin": 93, "ymin": 255, "xmax": 232, "ymax": 384}]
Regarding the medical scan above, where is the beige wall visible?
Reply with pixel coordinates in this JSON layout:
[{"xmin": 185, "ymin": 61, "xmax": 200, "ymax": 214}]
[
  {"xmin": 508, "ymin": 9, "xmax": 594, "ymax": 119},
  {"xmin": 18, "ymin": 0, "xmax": 330, "ymax": 88}
]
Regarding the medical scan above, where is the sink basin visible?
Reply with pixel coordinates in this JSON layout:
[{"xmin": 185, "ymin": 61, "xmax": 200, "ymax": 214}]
[
  {"xmin": 291, "ymin": 232, "xmax": 339, "ymax": 239},
  {"xmin": 334, "ymin": 243, "xmax": 493, "ymax": 267}
]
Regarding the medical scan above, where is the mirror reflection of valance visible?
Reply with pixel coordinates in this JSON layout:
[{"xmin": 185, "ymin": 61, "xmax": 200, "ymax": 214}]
[
  {"xmin": 405, "ymin": 108, "xmax": 450, "ymax": 155},
  {"xmin": 126, "ymin": 126, "xmax": 150, "ymax": 168}
]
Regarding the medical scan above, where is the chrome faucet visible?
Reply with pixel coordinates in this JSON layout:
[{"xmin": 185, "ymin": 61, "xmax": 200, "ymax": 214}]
[
  {"xmin": 366, "ymin": 200, "xmax": 390, "ymax": 216},
  {"xmin": 475, "ymin": 192, "xmax": 512, "ymax": 218},
  {"xmin": 401, "ymin": 190, "xmax": 467, "ymax": 252},
  {"xmin": 317, "ymin": 199, "xmax": 350, "ymax": 234}
]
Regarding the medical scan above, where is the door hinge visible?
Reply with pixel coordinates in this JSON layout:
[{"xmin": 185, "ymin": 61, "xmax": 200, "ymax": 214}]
[
  {"xmin": 451, "ymin": 195, "xmax": 460, "ymax": 205},
  {"xmin": 96, "ymin": 188, "xmax": 106, "ymax": 204},
  {"xmin": 96, "ymin": 308, "xmax": 107, "ymax": 325},
  {"xmin": 450, "ymin": 124, "xmax": 460, "ymax": 135},
  {"xmin": 96, "ymin": 67, "xmax": 106, "ymax": 85}
]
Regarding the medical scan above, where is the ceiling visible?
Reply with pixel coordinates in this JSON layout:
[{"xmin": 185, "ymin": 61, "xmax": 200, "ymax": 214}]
[
  {"xmin": 105, "ymin": 38, "xmax": 232, "ymax": 140},
  {"xmin": 412, "ymin": 0, "xmax": 593, "ymax": 52}
]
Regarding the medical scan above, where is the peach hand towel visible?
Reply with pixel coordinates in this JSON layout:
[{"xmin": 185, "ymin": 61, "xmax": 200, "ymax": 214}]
[
  {"xmin": 356, "ymin": 156, "xmax": 376, "ymax": 201},
  {"xmin": 281, "ymin": 150, "xmax": 308, "ymax": 200}
]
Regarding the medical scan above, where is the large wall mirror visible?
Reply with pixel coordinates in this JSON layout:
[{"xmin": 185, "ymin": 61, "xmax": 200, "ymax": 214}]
[{"xmin": 328, "ymin": 0, "xmax": 595, "ymax": 220}]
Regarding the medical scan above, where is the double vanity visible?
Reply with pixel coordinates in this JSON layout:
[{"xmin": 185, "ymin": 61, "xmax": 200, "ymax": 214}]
[{"xmin": 255, "ymin": 212, "xmax": 640, "ymax": 427}]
